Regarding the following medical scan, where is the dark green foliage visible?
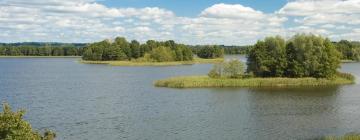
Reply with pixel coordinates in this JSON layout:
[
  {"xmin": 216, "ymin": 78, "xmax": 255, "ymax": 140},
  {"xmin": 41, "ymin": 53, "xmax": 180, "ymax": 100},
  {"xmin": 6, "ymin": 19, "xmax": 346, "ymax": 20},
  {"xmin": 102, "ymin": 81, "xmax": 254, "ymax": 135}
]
[
  {"xmin": 83, "ymin": 37, "xmax": 194, "ymax": 62},
  {"xmin": 114, "ymin": 37, "xmax": 131, "ymax": 59},
  {"xmin": 130, "ymin": 40, "xmax": 141, "ymax": 59},
  {"xmin": 247, "ymin": 34, "xmax": 341, "ymax": 78},
  {"xmin": 247, "ymin": 36, "xmax": 287, "ymax": 77},
  {"xmin": 0, "ymin": 103, "xmax": 55, "ymax": 140},
  {"xmin": 196, "ymin": 45, "xmax": 224, "ymax": 59},
  {"xmin": 334, "ymin": 40, "xmax": 360, "ymax": 61},
  {"xmin": 0, "ymin": 45, "xmax": 82, "ymax": 56}
]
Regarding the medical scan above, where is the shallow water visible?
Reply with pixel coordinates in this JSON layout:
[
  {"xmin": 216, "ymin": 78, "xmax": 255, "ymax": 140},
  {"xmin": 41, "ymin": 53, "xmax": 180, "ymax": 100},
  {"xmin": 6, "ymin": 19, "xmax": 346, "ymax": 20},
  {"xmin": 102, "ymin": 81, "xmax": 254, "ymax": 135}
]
[{"xmin": 0, "ymin": 56, "xmax": 359, "ymax": 140}]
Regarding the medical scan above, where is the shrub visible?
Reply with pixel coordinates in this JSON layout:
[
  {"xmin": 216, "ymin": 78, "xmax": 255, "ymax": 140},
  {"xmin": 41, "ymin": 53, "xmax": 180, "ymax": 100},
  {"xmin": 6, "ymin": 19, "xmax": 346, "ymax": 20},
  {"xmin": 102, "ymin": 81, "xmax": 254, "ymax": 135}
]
[
  {"xmin": 0, "ymin": 103, "xmax": 55, "ymax": 140},
  {"xmin": 208, "ymin": 60, "xmax": 245, "ymax": 79}
]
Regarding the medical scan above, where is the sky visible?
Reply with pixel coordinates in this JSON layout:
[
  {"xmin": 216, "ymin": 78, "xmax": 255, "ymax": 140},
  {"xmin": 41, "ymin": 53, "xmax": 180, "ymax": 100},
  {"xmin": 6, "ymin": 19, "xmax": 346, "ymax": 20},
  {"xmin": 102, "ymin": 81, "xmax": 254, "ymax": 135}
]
[{"xmin": 0, "ymin": 0, "xmax": 360, "ymax": 45}]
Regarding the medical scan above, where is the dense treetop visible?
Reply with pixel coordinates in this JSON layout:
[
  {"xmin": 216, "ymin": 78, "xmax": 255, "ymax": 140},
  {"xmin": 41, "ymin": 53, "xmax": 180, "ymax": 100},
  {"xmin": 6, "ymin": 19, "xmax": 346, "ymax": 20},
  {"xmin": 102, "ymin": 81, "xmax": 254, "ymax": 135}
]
[
  {"xmin": 247, "ymin": 34, "xmax": 341, "ymax": 78},
  {"xmin": 334, "ymin": 40, "xmax": 360, "ymax": 61},
  {"xmin": 0, "ymin": 44, "xmax": 84, "ymax": 56},
  {"xmin": 82, "ymin": 37, "xmax": 194, "ymax": 62},
  {"xmin": 191, "ymin": 45, "xmax": 224, "ymax": 59}
]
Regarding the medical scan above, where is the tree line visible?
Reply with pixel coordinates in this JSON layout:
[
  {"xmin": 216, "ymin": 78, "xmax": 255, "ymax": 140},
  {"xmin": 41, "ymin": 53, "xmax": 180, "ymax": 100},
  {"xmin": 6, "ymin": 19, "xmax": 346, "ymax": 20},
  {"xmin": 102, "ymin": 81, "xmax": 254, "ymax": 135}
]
[
  {"xmin": 0, "ymin": 45, "xmax": 84, "ymax": 56},
  {"xmin": 334, "ymin": 40, "xmax": 360, "ymax": 61},
  {"xmin": 82, "ymin": 37, "xmax": 194, "ymax": 62},
  {"xmin": 216, "ymin": 40, "xmax": 360, "ymax": 61},
  {"xmin": 190, "ymin": 45, "xmax": 224, "ymax": 59},
  {"xmin": 209, "ymin": 34, "xmax": 344, "ymax": 79},
  {"xmin": 222, "ymin": 45, "xmax": 251, "ymax": 55}
]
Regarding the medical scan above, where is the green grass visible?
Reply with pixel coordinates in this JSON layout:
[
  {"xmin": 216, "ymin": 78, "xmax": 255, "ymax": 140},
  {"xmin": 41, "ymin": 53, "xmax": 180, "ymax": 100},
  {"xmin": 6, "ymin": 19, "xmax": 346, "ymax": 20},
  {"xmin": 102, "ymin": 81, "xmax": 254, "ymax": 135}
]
[
  {"xmin": 323, "ymin": 134, "xmax": 360, "ymax": 140},
  {"xmin": 80, "ymin": 57, "xmax": 224, "ymax": 66},
  {"xmin": 154, "ymin": 73, "xmax": 355, "ymax": 88},
  {"xmin": 341, "ymin": 60, "xmax": 358, "ymax": 63},
  {"xmin": 0, "ymin": 56, "xmax": 81, "ymax": 58}
]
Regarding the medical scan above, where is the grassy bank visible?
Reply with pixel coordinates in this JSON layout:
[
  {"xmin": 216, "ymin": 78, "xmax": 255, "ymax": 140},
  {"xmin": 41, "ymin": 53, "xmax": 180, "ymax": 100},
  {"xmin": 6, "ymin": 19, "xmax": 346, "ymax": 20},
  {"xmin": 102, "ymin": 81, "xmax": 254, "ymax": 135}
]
[
  {"xmin": 323, "ymin": 134, "xmax": 360, "ymax": 140},
  {"xmin": 0, "ymin": 56, "xmax": 81, "ymax": 58},
  {"xmin": 341, "ymin": 59, "xmax": 359, "ymax": 63},
  {"xmin": 80, "ymin": 57, "xmax": 224, "ymax": 66},
  {"xmin": 154, "ymin": 74, "xmax": 355, "ymax": 88}
]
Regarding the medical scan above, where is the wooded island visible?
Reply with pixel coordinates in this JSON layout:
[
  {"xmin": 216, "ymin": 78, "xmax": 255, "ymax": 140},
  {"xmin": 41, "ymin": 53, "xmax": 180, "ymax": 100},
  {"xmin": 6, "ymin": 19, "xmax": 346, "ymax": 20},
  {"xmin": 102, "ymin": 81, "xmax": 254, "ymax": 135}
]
[{"xmin": 155, "ymin": 34, "xmax": 356, "ymax": 88}]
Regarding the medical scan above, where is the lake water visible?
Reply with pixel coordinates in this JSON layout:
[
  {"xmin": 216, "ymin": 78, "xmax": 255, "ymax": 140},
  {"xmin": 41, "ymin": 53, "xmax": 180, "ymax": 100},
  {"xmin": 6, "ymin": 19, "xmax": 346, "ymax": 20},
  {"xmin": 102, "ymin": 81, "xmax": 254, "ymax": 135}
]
[{"xmin": 0, "ymin": 56, "xmax": 359, "ymax": 140}]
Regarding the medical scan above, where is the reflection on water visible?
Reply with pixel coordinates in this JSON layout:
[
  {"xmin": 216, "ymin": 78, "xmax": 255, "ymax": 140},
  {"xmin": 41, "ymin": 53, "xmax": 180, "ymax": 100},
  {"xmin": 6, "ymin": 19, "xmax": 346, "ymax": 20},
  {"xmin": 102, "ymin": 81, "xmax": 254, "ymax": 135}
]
[{"xmin": 0, "ymin": 57, "xmax": 359, "ymax": 140}]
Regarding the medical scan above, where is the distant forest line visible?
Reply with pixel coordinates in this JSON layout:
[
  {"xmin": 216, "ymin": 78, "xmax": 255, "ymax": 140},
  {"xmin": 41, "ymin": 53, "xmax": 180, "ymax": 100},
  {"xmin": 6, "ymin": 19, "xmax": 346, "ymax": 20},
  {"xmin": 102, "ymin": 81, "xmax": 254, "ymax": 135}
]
[{"xmin": 0, "ymin": 39, "xmax": 359, "ymax": 61}]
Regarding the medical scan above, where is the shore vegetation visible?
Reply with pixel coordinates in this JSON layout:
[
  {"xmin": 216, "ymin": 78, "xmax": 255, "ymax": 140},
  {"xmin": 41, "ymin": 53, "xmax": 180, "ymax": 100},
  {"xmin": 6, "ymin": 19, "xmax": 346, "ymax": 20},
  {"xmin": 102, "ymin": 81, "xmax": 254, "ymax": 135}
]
[
  {"xmin": 0, "ymin": 103, "xmax": 56, "ymax": 140},
  {"xmin": 155, "ymin": 34, "xmax": 356, "ymax": 88}
]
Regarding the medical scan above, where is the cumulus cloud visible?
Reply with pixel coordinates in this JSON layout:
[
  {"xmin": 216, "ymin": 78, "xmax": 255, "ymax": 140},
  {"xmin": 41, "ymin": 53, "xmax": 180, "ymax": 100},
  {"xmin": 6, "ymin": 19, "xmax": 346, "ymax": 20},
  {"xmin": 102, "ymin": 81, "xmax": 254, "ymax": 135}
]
[
  {"xmin": 0, "ymin": 0, "xmax": 359, "ymax": 45},
  {"xmin": 278, "ymin": 0, "xmax": 360, "ymax": 42}
]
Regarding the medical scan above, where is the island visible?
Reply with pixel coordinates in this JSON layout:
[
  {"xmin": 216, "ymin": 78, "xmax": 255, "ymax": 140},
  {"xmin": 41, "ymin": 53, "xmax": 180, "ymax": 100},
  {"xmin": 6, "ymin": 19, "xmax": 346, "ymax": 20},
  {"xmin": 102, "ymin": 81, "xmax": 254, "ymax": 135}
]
[
  {"xmin": 79, "ymin": 37, "xmax": 225, "ymax": 66},
  {"xmin": 155, "ymin": 34, "xmax": 356, "ymax": 88}
]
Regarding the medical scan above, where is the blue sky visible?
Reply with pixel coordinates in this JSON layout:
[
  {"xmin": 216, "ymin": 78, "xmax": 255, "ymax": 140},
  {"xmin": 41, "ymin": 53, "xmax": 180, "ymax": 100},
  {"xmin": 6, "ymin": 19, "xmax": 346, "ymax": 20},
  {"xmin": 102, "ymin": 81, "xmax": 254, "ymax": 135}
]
[
  {"xmin": 0, "ymin": 0, "xmax": 359, "ymax": 45},
  {"xmin": 100, "ymin": 0, "xmax": 288, "ymax": 17}
]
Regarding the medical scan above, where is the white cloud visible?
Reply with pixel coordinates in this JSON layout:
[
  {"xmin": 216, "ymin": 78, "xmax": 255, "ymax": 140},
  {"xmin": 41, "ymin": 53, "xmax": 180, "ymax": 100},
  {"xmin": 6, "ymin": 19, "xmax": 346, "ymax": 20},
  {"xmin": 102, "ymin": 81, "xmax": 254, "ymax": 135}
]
[{"xmin": 0, "ymin": 0, "xmax": 359, "ymax": 44}]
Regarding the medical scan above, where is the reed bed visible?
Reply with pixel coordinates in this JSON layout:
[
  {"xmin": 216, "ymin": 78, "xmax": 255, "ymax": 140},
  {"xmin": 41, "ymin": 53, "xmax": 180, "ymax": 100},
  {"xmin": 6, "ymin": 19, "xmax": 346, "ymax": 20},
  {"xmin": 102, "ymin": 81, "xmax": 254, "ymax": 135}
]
[{"xmin": 154, "ymin": 74, "xmax": 355, "ymax": 88}]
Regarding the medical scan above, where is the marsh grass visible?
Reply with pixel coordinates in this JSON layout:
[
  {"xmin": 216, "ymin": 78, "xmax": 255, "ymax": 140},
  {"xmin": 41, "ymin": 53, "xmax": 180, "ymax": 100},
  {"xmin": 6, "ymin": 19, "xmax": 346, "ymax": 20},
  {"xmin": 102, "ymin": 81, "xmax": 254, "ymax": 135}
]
[
  {"xmin": 154, "ymin": 73, "xmax": 355, "ymax": 88},
  {"xmin": 79, "ymin": 57, "xmax": 224, "ymax": 66},
  {"xmin": 322, "ymin": 134, "xmax": 360, "ymax": 140}
]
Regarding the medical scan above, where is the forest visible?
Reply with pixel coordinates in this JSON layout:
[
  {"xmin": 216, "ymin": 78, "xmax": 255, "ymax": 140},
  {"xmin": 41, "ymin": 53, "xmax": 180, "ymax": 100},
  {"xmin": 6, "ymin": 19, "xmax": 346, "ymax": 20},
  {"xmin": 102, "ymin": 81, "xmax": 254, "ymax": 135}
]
[
  {"xmin": 0, "ymin": 43, "xmax": 84, "ymax": 56},
  {"xmin": 0, "ymin": 37, "xmax": 359, "ymax": 63},
  {"xmin": 82, "ymin": 37, "xmax": 225, "ymax": 62}
]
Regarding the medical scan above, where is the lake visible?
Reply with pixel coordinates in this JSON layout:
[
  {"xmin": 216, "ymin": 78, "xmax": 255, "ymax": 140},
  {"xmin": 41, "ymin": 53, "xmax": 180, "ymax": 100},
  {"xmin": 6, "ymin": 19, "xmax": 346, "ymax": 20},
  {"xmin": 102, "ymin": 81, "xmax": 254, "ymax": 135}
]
[{"xmin": 0, "ymin": 56, "xmax": 359, "ymax": 140}]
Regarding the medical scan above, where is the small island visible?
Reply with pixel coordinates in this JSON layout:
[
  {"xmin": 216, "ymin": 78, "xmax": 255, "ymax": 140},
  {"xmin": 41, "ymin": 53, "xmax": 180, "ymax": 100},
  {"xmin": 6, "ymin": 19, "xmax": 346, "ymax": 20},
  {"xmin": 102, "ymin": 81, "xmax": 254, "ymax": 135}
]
[
  {"xmin": 155, "ymin": 34, "xmax": 356, "ymax": 88},
  {"xmin": 80, "ymin": 37, "xmax": 225, "ymax": 66}
]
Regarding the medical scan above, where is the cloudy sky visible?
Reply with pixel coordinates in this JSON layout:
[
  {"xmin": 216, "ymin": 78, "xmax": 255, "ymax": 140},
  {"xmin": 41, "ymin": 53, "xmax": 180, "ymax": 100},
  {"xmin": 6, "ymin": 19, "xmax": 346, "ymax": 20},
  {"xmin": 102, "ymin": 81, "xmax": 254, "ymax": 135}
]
[{"xmin": 0, "ymin": 0, "xmax": 359, "ymax": 45}]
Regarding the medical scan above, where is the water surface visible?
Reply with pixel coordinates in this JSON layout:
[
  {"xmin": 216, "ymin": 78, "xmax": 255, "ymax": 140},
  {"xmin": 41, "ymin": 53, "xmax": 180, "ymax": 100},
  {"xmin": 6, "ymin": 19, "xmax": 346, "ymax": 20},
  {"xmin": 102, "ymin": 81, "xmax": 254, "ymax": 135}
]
[{"xmin": 0, "ymin": 56, "xmax": 359, "ymax": 140}]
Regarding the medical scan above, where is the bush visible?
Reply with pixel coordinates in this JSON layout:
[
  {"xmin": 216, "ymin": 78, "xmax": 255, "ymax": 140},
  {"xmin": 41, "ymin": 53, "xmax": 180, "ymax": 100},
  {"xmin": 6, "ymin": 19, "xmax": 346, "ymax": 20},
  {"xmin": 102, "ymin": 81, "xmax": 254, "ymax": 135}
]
[
  {"xmin": 149, "ymin": 46, "xmax": 174, "ymax": 62},
  {"xmin": 208, "ymin": 60, "xmax": 245, "ymax": 79},
  {"xmin": 0, "ymin": 103, "xmax": 55, "ymax": 140},
  {"xmin": 208, "ymin": 64, "xmax": 222, "ymax": 78}
]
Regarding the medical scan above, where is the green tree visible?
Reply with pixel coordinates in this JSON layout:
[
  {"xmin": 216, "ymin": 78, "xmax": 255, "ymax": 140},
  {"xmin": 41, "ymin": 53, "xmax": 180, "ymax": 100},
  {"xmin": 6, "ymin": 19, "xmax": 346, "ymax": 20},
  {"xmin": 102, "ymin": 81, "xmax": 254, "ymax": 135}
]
[
  {"xmin": 52, "ymin": 47, "xmax": 64, "ymax": 56},
  {"xmin": 0, "ymin": 47, "xmax": 5, "ymax": 55},
  {"xmin": 130, "ymin": 40, "xmax": 141, "ymax": 59},
  {"xmin": 114, "ymin": 37, "xmax": 131, "ymax": 59},
  {"xmin": 0, "ymin": 103, "xmax": 55, "ymax": 140},
  {"xmin": 208, "ymin": 60, "xmax": 245, "ymax": 78},
  {"xmin": 197, "ymin": 45, "xmax": 224, "ymax": 59},
  {"xmin": 223, "ymin": 59, "xmax": 245, "ymax": 78},
  {"xmin": 285, "ymin": 34, "xmax": 341, "ymax": 78},
  {"xmin": 64, "ymin": 47, "xmax": 78, "ymax": 56},
  {"xmin": 182, "ymin": 47, "xmax": 194, "ymax": 61},
  {"xmin": 247, "ymin": 36, "xmax": 287, "ymax": 77},
  {"xmin": 208, "ymin": 63, "xmax": 223, "ymax": 78},
  {"xmin": 149, "ymin": 46, "xmax": 174, "ymax": 62},
  {"xmin": 103, "ymin": 44, "xmax": 127, "ymax": 60}
]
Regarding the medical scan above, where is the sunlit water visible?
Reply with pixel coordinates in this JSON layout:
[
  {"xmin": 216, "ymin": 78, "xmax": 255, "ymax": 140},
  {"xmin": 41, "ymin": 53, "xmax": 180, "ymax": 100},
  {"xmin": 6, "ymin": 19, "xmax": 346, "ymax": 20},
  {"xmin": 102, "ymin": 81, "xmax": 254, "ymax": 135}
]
[{"xmin": 0, "ymin": 56, "xmax": 359, "ymax": 140}]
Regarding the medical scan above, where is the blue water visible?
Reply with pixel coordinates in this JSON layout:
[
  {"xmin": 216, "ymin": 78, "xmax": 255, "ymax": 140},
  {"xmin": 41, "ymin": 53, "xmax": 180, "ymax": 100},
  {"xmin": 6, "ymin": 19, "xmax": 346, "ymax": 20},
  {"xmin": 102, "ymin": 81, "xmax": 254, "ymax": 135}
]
[{"xmin": 0, "ymin": 57, "xmax": 359, "ymax": 140}]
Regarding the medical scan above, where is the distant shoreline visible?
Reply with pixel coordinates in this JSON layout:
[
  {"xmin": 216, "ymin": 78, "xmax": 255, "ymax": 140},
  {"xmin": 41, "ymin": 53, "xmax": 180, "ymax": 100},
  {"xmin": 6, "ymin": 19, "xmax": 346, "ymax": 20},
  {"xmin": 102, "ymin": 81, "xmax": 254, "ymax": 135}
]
[{"xmin": 0, "ymin": 56, "xmax": 81, "ymax": 58}]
